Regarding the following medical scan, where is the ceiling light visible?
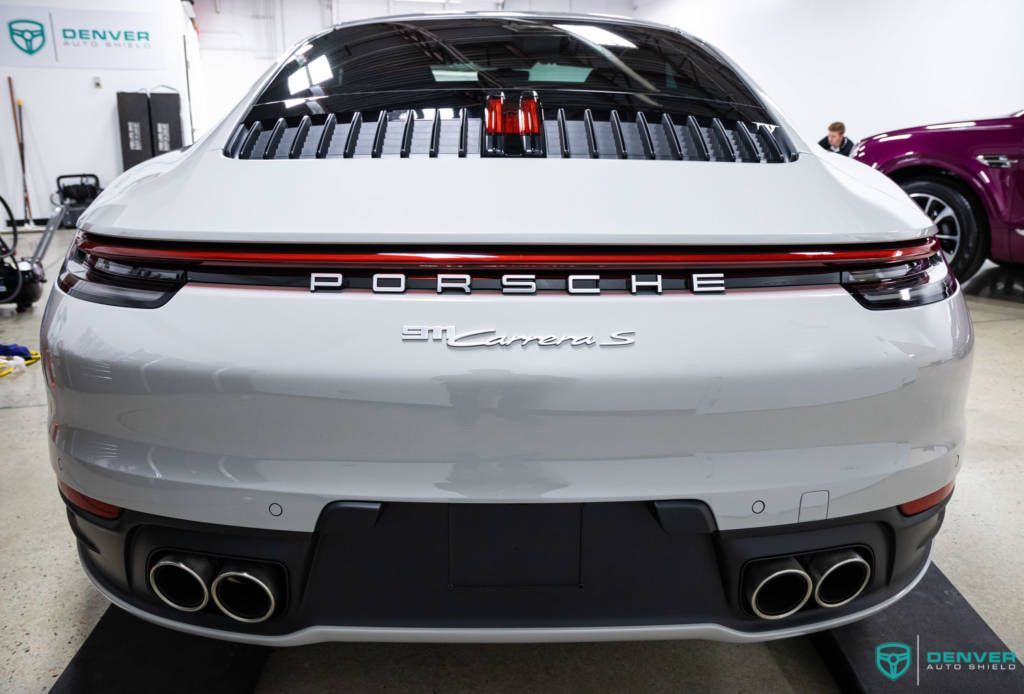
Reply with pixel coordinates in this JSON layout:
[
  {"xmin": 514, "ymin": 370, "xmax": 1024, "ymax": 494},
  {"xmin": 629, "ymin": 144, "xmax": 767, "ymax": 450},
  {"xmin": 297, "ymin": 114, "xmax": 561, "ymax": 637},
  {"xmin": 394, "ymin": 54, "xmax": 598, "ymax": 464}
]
[{"xmin": 554, "ymin": 24, "xmax": 637, "ymax": 49}]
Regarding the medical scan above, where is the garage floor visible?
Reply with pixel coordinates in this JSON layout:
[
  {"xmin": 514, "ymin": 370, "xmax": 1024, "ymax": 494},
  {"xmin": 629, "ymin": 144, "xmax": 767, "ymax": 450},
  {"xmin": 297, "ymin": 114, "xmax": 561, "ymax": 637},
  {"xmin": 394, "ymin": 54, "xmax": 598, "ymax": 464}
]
[{"xmin": 1, "ymin": 229, "xmax": 1021, "ymax": 692}]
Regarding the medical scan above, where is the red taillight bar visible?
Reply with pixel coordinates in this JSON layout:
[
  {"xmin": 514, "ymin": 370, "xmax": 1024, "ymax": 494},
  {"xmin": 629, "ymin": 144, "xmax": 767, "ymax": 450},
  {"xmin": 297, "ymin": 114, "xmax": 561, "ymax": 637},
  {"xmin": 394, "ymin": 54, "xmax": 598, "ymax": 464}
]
[
  {"xmin": 899, "ymin": 481, "xmax": 955, "ymax": 516},
  {"xmin": 78, "ymin": 236, "xmax": 941, "ymax": 270},
  {"xmin": 58, "ymin": 481, "xmax": 123, "ymax": 520}
]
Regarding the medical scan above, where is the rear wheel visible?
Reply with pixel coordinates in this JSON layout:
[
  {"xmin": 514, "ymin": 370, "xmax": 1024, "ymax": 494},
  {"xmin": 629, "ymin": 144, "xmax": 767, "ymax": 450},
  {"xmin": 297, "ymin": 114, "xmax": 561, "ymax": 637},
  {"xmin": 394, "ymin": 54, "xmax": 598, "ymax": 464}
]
[{"xmin": 901, "ymin": 178, "xmax": 987, "ymax": 281}]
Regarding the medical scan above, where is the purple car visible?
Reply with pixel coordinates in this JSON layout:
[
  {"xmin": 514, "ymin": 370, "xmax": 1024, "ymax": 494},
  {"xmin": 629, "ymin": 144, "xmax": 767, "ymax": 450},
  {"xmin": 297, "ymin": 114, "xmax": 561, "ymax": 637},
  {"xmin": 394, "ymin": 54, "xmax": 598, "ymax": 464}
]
[{"xmin": 853, "ymin": 110, "xmax": 1024, "ymax": 280}]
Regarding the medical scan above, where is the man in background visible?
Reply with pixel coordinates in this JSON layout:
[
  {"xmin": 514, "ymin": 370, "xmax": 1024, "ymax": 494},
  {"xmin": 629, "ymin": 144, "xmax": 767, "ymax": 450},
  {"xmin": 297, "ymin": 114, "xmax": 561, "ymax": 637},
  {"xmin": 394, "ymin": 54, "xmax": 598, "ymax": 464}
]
[{"xmin": 818, "ymin": 121, "xmax": 855, "ymax": 156}]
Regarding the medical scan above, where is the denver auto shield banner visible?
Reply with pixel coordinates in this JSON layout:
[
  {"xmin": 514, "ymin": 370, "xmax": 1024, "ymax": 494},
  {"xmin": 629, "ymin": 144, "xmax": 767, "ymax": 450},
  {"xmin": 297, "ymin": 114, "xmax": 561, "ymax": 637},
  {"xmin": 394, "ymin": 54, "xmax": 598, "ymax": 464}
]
[{"xmin": 1, "ymin": 5, "xmax": 162, "ymax": 69}]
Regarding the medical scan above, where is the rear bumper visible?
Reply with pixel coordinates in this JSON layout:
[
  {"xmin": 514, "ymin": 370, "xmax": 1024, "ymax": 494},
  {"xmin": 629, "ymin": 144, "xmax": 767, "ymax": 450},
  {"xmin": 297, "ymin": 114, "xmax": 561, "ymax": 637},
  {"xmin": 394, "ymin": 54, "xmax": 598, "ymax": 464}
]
[
  {"xmin": 43, "ymin": 284, "xmax": 972, "ymax": 532},
  {"xmin": 69, "ymin": 497, "xmax": 945, "ymax": 644}
]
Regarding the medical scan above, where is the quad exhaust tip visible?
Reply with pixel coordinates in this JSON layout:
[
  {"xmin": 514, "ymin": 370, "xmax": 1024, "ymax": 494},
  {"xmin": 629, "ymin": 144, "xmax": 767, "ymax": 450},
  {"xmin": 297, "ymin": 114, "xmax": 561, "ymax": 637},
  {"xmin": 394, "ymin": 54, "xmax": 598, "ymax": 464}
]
[
  {"xmin": 807, "ymin": 549, "xmax": 872, "ymax": 608},
  {"xmin": 211, "ymin": 566, "xmax": 278, "ymax": 624},
  {"xmin": 745, "ymin": 557, "xmax": 814, "ymax": 620},
  {"xmin": 148, "ymin": 555, "xmax": 214, "ymax": 613}
]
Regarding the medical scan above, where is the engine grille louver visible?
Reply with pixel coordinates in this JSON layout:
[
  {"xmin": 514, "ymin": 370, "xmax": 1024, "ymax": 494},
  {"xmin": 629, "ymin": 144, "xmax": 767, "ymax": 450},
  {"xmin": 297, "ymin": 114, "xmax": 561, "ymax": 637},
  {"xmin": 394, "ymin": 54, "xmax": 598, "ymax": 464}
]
[{"xmin": 225, "ymin": 109, "xmax": 795, "ymax": 163}]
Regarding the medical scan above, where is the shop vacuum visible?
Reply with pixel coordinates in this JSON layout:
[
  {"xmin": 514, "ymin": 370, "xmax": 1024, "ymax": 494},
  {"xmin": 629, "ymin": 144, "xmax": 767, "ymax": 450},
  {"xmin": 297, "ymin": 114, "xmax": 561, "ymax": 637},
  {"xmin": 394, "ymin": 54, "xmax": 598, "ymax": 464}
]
[{"xmin": 1, "ymin": 174, "xmax": 101, "ymax": 313}]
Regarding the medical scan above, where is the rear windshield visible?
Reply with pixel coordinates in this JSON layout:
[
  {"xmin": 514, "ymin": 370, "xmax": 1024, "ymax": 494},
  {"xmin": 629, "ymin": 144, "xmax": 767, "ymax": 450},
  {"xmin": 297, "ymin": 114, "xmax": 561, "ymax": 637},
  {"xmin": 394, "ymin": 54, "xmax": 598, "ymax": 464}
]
[{"xmin": 255, "ymin": 17, "xmax": 766, "ymax": 112}]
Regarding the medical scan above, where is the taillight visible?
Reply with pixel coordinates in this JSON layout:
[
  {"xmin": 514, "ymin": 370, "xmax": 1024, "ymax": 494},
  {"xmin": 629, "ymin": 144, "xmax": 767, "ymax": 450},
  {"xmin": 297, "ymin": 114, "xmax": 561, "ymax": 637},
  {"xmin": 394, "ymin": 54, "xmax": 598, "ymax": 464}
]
[
  {"xmin": 483, "ymin": 93, "xmax": 544, "ymax": 157},
  {"xmin": 841, "ymin": 245, "xmax": 956, "ymax": 309},
  {"xmin": 58, "ymin": 232, "xmax": 184, "ymax": 308},
  {"xmin": 59, "ymin": 233, "xmax": 950, "ymax": 304}
]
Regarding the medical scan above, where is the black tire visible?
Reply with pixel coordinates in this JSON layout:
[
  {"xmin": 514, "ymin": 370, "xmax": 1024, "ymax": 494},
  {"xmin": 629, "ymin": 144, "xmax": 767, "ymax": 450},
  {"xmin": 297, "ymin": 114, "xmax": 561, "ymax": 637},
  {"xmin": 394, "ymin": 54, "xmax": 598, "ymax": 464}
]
[{"xmin": 900, "ymin": 178, "xmax": 988, "ymax": 282}]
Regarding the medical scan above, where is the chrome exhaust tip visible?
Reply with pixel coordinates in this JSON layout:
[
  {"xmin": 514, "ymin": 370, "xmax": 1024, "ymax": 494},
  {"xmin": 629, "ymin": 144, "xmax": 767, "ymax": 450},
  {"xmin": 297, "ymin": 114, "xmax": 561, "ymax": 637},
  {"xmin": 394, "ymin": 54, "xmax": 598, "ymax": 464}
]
[
  {"xmin": 148, "ymin": 555, "xmax": 214, "ymax": 613},
  {"xmin": 808, "ymin": 549, "xmax": 872, "ymax": 608},
  {"xmin": 744, "ymin": 557, "xmax": 813, "ymax": 620},
  {"xmin": 211, "ymin": 566, "xmax": 278, "ymax": 623}
]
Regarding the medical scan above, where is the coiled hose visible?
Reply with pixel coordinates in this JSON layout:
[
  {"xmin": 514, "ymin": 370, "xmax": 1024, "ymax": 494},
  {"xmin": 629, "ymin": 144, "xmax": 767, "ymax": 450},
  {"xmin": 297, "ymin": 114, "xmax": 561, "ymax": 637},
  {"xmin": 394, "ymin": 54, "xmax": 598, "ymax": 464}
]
[{"xmin": 0, "ymin": 193, "xmax": 22, "ymax": 304}]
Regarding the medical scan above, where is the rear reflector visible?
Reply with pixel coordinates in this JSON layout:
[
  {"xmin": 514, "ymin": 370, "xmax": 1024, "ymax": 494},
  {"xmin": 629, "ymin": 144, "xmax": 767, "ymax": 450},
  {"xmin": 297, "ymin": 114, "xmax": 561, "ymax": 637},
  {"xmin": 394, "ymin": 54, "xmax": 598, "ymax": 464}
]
[
  {"xmin": 58, "ymin": 481, "xmax": 123, "ymax": 519},
  {"xmin": 899, "ymin": 482, "xmax": 955, "ymax": 516}
]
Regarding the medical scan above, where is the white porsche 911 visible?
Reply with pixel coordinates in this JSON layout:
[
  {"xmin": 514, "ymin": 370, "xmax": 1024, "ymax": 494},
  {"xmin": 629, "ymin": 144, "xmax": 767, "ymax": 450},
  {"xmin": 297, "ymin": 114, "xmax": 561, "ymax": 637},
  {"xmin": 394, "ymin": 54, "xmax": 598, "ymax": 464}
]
[{"xmin": 42, "ymin": 13, "xmax": 971, "ymax": 644}]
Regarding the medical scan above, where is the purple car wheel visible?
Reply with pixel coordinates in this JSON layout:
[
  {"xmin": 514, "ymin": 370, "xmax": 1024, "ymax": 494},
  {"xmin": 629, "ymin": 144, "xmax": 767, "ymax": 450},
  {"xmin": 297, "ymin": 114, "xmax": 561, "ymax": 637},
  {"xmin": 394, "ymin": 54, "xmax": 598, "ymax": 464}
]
[
  {"xmin": 909, "ymin": 192, "xmax": 962, "ymax": 260},
  {"xmin": 902, "ymin": 178, "xmax": 988, "ymax": 281}
]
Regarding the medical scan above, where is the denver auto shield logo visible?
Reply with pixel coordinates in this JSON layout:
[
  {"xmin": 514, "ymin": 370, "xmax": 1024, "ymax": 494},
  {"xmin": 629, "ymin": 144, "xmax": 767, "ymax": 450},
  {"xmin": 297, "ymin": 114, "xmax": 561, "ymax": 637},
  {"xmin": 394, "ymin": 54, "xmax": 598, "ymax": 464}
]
[
  {"xmin": 876, "ymin": 642, "xmax": 912, "ymax": 681},
  {"xmin": 8, "ymin": 19, "xmax": 45, "ymax": 55}
]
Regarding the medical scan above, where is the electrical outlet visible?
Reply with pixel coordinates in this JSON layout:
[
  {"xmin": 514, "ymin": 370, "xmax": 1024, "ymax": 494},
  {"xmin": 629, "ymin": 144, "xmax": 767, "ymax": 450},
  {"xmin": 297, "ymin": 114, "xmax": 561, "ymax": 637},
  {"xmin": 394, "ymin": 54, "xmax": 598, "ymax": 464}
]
[{"xmin": 92, "ymin": 76, "xmax": 102, "ymax": 88}]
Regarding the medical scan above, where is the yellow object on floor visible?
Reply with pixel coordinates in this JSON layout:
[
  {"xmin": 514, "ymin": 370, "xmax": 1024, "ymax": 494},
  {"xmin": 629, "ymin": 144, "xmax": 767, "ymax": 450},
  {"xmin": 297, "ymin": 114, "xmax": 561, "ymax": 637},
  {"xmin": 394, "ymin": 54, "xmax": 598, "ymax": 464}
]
[{"xmin": 0, "ymin": 349, "xmax": 39, "ymax": 377}]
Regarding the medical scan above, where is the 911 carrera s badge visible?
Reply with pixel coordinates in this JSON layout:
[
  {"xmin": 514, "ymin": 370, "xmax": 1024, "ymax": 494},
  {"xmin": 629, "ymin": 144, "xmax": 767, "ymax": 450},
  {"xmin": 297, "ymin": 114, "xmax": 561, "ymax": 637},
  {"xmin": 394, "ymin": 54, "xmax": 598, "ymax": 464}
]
[
  {"xmin": 402, "ymin": 326, "xmax": 636, "ymax": 349},
  {"xmin": 309, "ymin": 272, "xmax": 726, "ymax": 294}
]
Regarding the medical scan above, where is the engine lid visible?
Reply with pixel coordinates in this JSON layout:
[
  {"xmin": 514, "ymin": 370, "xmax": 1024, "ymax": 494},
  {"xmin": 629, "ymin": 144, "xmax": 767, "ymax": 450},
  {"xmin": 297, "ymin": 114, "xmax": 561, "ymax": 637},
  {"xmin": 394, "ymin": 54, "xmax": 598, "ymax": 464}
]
[{"xmin": 79, "ymin": 146, "xmax": 932, "ymax": 246}]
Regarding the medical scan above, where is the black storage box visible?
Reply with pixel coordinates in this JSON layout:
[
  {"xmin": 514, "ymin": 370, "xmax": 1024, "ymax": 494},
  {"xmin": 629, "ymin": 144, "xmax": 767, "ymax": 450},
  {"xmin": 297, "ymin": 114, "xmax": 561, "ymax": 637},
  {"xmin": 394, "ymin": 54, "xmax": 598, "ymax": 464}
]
[
  {"xmin": 148, "ymin": 92, "xmax": 183, "ymax": 156},
  {"xmin": 116, "ymin": 92, "xmax": 153, "ymax": 170}
]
